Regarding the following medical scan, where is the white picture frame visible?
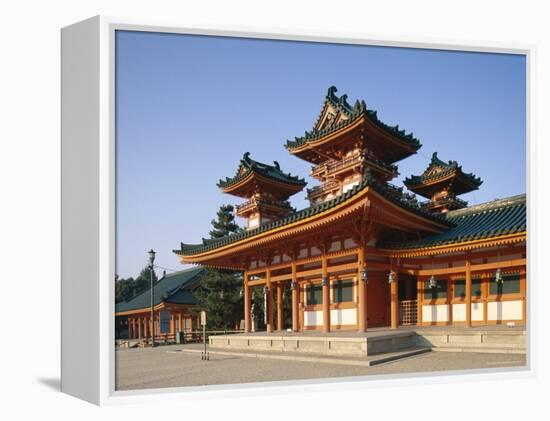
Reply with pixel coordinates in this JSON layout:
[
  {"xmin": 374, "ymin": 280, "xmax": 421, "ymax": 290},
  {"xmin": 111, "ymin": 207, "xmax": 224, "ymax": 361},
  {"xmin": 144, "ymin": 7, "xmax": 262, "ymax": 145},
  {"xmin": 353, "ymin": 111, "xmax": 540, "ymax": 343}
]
[{"xmin": 61, "ymin": 15, "xmax": 535, "ymax": 406}]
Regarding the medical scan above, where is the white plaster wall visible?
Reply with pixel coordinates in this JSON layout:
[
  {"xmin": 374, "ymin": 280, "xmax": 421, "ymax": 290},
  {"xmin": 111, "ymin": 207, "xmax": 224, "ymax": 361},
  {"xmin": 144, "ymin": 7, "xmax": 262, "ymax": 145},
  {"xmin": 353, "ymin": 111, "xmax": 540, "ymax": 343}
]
[
  {"xmin": 488, "ymin": 300, "xmax": 523, "ymax": 320},
  {"xmin": 472, "ymin": 302, "xmax": 484, "ymax": 321},
  {"xmin": 342, "ymin": 181, "xmax": 359, "ymax": 193},
  {"xmin": 248, "ymin": 217, "xmax": 259, "ymax": 229},
  {"xmin": 304, "ymin": 310, "xmax": 324, "ymax": 326},
  {"xmin": 451, "ymin": 303, "xmax": 484, "ymax": 323},
  {"xmin": 330, "ymin": 308, "xmax": 357, "ymax": 326},
  {"xmin": 422, "ymin": 304, "xmax": 449, "ymax": 323},
  {"xmin": 452, "ymin": 303, "xmax": 466, "ymax": 322}
]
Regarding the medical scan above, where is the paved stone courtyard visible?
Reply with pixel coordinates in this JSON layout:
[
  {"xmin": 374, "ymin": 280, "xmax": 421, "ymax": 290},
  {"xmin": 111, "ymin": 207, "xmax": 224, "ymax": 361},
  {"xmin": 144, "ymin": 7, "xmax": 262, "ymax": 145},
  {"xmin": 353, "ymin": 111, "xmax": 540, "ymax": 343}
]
[{"xmin": 115, "ymin": 344, "xmax": 526, "ymax": 391}]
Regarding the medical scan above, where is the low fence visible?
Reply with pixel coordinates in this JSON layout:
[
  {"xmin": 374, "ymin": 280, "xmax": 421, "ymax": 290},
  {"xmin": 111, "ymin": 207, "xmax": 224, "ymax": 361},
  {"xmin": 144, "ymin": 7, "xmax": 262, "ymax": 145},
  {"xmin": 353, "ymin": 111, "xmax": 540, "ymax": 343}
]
[{"xmin": 116, "ymin": 329, "xmax": 245, "ymax": 347}]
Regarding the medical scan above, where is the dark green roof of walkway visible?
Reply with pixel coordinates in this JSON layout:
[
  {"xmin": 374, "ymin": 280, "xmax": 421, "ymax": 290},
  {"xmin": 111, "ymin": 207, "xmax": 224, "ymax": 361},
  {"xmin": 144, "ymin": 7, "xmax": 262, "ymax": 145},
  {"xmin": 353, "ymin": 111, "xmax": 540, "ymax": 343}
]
[
  {"xmin": 383, "ymin": 194, "xmax": 526, "ymax": 250},
  {"xmin": 175, "ymin": 172, "xmax": 451, "ymax": 256},
  {"xmin": 115, "ymin": 266, "xmax": 205, "ymax": 313},
  {"xmin": 217, "ymin": 152, "xmax": 306, "ymax": 189},
  {"xmin": 285, "ymin": 86, "xmax": 422, "ymax": 151}
]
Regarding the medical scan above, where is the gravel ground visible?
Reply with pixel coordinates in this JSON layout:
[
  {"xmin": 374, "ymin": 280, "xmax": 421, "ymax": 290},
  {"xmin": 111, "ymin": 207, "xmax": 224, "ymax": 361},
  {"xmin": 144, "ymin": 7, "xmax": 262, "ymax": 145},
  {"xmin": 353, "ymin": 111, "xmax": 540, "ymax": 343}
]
[{"xmin": 115, "ymin": 344, "xmax": 526, "ymax": 391}]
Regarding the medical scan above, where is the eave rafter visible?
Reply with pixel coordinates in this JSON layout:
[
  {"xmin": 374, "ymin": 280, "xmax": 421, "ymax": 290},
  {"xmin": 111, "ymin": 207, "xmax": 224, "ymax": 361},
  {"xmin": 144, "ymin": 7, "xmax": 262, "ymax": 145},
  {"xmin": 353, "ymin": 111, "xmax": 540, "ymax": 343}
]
[{"xmin": 380, "ymin": 232, "xmax": 526, "ymax": 258}]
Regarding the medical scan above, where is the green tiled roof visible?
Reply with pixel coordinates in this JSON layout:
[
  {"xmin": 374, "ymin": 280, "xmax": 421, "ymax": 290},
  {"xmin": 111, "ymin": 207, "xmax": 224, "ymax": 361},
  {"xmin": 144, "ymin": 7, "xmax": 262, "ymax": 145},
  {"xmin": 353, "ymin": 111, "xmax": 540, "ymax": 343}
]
[
  {"xmin": 404, "ymin": 152, "xmax": 482, "ymax": 189},
  {"xmin": 285, "ymin": 86, "xmax": 422, "ymax": 152},
  {"xmin": 175, "ymin": 172, "xmax": 451, "ymax": 256},
  {"xmin": 115, "ymin": 267, "xmax": 205, "ymax": 313},
  {"xmin": 217, "ymin": 152, "xmax": 306, "ymax": 189},
  {"xmin": 383, "ymin": 194, "xmax": 526, "ymax": 250}
]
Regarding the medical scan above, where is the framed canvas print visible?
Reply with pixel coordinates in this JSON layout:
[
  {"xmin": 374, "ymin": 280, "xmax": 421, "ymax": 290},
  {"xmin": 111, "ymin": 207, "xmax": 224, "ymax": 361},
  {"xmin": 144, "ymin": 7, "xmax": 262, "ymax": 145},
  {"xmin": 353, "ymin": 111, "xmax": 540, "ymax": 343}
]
[{"xmin": 61, "ymin": 16, "xmax": 531, "ymax": 405}]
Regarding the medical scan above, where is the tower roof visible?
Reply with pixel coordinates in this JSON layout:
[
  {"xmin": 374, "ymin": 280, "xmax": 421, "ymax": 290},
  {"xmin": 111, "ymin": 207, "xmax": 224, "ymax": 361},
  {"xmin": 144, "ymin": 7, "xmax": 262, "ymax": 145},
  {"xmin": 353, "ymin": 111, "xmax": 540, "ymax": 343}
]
[
  {"xmin": 403, "ymin": 152, "xmax": 482, "ymax": 198},
  {"xmin": 285, "ymin": 86, "xmax": 422, "ymax": 163},
  {"xmin": 217, "ymin": 152, "xmax": 306, "ymax": 199}
]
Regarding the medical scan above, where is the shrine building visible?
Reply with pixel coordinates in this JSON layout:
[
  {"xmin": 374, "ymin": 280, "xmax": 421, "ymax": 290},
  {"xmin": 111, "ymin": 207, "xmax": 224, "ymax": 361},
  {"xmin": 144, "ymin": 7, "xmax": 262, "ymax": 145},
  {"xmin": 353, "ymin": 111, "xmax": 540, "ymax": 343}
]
[
  {"xmin": 174, "ymin": 86, "xmax": 527, "ymax": 333},
  {"xmin": 115, "ymin": 267, "xmax": 205, "ymax": 340}
]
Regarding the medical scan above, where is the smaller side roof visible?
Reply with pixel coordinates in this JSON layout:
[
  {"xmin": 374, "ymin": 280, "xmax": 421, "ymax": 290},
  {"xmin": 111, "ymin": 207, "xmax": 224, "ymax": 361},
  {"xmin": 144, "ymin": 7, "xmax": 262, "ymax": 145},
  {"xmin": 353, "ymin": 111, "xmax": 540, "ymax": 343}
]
[
  {"xmin": 217, "ymin": 152, "xmax": 306, "ymax": 193},
  {"xmin": 115, "ymin": 266, "xmax": 206, "ymax": 314},
  {"xmin": 404, "ymin": 152, "xmax": 482, "ymax": 197}
]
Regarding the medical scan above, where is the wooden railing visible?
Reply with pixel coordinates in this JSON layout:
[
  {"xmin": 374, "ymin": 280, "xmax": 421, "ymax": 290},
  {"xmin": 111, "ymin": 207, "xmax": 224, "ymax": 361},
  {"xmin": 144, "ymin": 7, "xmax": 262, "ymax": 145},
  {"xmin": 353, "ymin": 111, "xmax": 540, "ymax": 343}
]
[
  {"xmin": 310, "ymin": 154, "xmax": 363, "ymax": 177},
  {"xmin": 311, "ymin": 153, "xmax": 398, "ymax": 178},
  {"xmin": 117, "ymin": 329, "xmax": 245, "ymax": 347},
  {"xmin": 419, "ymin": 196, "xmax": 468, "ymax": 210},
  {"xmin": 363, "ymin": 155, "xmax": 399, "ymax": 177},
  {"xmin": 306, "ymin": 179, "xmax": 340, "ymax": 201},
  {"xmin": 399, "ymin": 300, "xmax": 418, "ymax": 326},
  {"xmin": 236, "ymin": 198, "xmax": 291, "ymax": 213}
]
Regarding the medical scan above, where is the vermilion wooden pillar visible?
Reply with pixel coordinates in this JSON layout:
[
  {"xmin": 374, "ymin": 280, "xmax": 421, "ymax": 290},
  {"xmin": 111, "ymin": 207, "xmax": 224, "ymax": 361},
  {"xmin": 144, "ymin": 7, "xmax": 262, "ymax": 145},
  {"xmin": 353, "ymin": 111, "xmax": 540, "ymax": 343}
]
[
  {"xmin": 277, "ymin": 284, "xmax": 283, "ymax": 331},
  {"xmin": 357, "ymin": 248, "xmax": 367, "ymax": 332},
  {"xmin": 128, "ymin": 318, "xmax": 133, "ymax": 339},
  {"xmin": 390, "ymin": 272, "xmax": 399, "ymax": 329},
  {"xmin": 291, "ymin": 262, "xmax": 299, "ymax": 332},
  {"xmin": 465, "ymin": 253, "xmax": 472, "ymax": 327},
  {"xmin": 416, "ymin": 278, "xmax": 423, "ymax": 326},
  {"xmin": 244, "ymin": 272, "xmax": 251, "ymax": 333},
  {"xmin": 266, "ymin": 269, "xmax": 274, "ymax": 333},
  {"xmin": 144, "ymin": 317, "xmax": 149, "ymax": 339},
  {"xmin": 322, "ymin": 254, "xmax": 330, "ymax": 333},
  {"xmin": 137, "ymin": 317, "xmax": 142, "ymax": 338}
]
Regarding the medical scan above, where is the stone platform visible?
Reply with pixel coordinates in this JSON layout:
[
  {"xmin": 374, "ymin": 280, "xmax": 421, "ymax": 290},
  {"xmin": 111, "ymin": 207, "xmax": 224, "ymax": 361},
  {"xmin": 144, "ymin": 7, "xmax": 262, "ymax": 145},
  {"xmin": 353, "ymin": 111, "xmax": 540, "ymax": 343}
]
[
  {"xmin": 416, "ymin": 327, "xmax": 526, "ymax": 354},
  {"xmin": 209, "ymin": 325, "xmax": 526, "ymax": 357},
  {"xmin": 210, "ymin": 330, "xmax": 416, "ymax": 357}
]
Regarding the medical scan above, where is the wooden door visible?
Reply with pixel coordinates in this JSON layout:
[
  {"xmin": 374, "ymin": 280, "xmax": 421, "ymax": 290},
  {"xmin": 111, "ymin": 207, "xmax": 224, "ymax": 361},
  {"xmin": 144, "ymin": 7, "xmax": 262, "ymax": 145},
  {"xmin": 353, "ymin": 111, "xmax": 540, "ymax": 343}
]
[{"xmin": 367, "ymin": 272, "xmax": 388, "ymax": 327}]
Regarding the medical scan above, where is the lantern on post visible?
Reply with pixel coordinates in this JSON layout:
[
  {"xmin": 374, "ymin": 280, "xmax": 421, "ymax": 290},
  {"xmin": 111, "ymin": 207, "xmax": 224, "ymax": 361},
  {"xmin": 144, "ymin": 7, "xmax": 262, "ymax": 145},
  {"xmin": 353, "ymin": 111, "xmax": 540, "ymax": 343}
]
[
  {"xmin": 361, "ymin": 268, "xmax": 368, "ymax": 284},
  {"xmin": 147, "ymin": 249, "xmax": 156, "ymax": 347},
  {"xmin": 429, "ymin": 256, "xmax": 437, "ymax": 289}
]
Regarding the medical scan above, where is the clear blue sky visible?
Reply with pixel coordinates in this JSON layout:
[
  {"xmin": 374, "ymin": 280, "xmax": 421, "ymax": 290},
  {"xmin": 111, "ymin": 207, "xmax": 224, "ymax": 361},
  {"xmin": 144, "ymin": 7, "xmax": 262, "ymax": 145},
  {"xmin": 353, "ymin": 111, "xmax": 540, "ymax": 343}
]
[{"xmin": 115, "ymin": 30, "xmax": 526, "ymax": 279}]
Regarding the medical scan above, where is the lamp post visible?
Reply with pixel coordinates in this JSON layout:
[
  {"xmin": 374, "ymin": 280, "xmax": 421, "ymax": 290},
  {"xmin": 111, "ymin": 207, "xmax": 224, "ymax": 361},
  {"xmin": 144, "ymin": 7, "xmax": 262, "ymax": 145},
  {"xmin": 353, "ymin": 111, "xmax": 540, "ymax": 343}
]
[{"xmin": 148, "ymin": 249, "xmax": 156, "ymax": 347}]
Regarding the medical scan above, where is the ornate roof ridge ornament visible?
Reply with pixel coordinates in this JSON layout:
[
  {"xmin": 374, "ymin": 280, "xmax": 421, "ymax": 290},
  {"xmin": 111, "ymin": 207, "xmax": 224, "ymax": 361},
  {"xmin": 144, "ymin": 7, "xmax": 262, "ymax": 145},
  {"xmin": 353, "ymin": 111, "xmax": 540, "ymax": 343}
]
[{"xmin": 285, "ymin": 86, "xmax": 422, "ymax": 153}]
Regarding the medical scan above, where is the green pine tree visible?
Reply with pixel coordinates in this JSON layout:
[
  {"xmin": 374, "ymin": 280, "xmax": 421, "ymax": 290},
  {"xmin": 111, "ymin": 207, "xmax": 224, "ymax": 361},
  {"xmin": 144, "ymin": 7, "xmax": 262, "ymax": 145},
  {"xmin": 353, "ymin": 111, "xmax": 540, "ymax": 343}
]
[
  {"xmin": 115, "ymin": 266, "xmax": 158, "ymax": 303},
  {"xmin": 115, "ymin": 276, "xmax": 135, "ymax": 303},
  {"xmin": 134, "ymin": 266, "xmax": 158, "ymax": 292},
  {"xmin": 195, "ymin": 205, "xmax": 243, "ymax": 329},
  {"xmin": 209, "ymin": 204, "xmax": 241, "ymax": 238},
  {"xmin": 194, "ymin": 269, "xmax": 243, "ymax": 329}
]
